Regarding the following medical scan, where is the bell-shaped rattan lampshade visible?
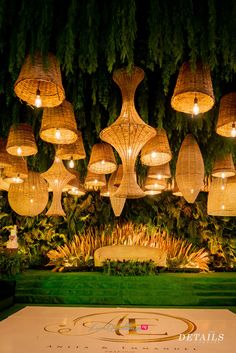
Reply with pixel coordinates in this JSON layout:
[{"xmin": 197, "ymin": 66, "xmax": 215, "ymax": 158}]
[
  {"xmin": 100, "ymin": 67, "xmax": 156, "ymax": 199},
  {"xmin": 141, "ymin": 128, "xmax": 172, "ymax": 166},
  {"xmin": 176, "ymin": 134, "xmax": 204, "ymax": 203},
  {"xmin": 108, "ymin": 169, "xmax": 126, "ymax": 216},
  {"xmin": 14, "ymin": 52, "xmax": 65, "ymax": 108},
  {"xmin": 40, "ymin": 100, "xmax": 78, "ymax": 144},
  {"xmin": 56, "ymin": 130, "xmax": 86, "ymax": 161},
  {"xmin": 0, "ymin": 138, "xmax": 11, "ymax": 168},
  {"xmin": 3, "ymin": 156, "xmax": 28, "ymax": 184},
  {"xmin": 144, "ymin": 177, "xmax": 166, "ymax": 191},
  {"xmin": 6, "ymin": 123, "xmax": 38, "ymax": 156},
  {"xmin": 67, "ymin": 171, "xmax": 86, "ymax": 196},
  {"xmin": 84, "ymin": 170, "xmax": 106, "ymax": 190},
  {"xmin": 212, "ymin": 153, "xmax": 235, "ymax": 178},
  {"xmin": 147, "ymin": 163, "xmax": 171, "ymax": 179},
  {"xmin": 88, "ymin": 142, "xmax": 117, "ymax": 174},
  {"xmin": 100, "ymin": 185, "xmax": 110, "ymax": 197},
  {"xmin": 207, "ymin": 175, "xmax": 236, "ymax": 216},
  {"xmin": 41, "ymin": 157, "xmax": 74, "ymax": 216},
  {"xmin": 8, "ymin": 171, "xmax": 48, "ymax": 216},
  {"xmin": 216, "ymin": 93, "xmax": 236, "ymax": 137},
  {"xmin": 171, "ymin": 62, "xmax": 215, "ymax": 114}
]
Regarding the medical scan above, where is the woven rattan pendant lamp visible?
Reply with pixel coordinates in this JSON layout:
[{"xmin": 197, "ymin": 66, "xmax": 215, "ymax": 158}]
[
  {"xmin": 3, "ymin": 156, "xmax": 28, "ymax": 184},
  {"xmin": 212, "ymin": 153, "xmax": 235, "ymax": 178},
  {"xmin": 40, "ymin": 100, "xmax": 78, "ymax": 144},
  {"xmin": 6, "ymin": 123, "xmax": 37, "ymax": 156},
  {"xmin": 67, "ymin": 171, "xmax": 86, "ymax": 196},
  {"xmin": 56, "ymin": 130, "xmax": 86, "ymax": 167},
  {"xmin": 171, "ymin": 62, "xmax": 215, "ymax": 115},
  {"xmin": 0, "ymin": 138, "xmax": 11, "ymax": 169},
  {"xmin": 41, "ymin": 157, "xmax": 74, "ymax": 216},
  {"xmin": 141, "ymin": 128, "xmax": 172, "ymax": 166},
  {"xmin": 176, "ymin": 134, "xmax": 204, "ymax": 203},
  {"xmin": 14, "ymin": 52, "xmax": 65, "ymax": 108},
  {"xmin": 84, "ymin": 170, "xmax": 106, "ymax": 190},
  {"xmin": 147, "ymin": 163, "xmax": 171, "ymax": 180},
  {"xmin": 100, "ymin": 67, "xmax": 156, "ymax": 198},
  {"xmin": 108, "ymin": 169, "xmax": 126, "ymax": 216},
  {"xmin": 216, "ymin": 93, "xmax": 236, "ymax": 137},
  {"xmin": 207, "ymin": 175, "xmax": 236, "ymax": 216},
  {"xmin": 8, "ymin": 171, "xmax": 48, "ymax": 216},
  {"xmin": 144, "ymin": 177, "xmax": 167, "ymax": 191},
  {"xmin": 88, "ymin": 142, "xmax": 117, "ymax": 174}
]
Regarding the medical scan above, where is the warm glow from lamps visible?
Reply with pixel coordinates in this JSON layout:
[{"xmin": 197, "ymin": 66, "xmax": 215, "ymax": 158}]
[
  {"xmin": 12, "ymin": 175, "xmax": 24, "ymax": 184},
  {"xmin": 231, "ymin": 123, "xmax": 236, "ymax": 137},
  {"xmin": 16, "ymin": 146, "xmax": 22, "ymax": 155},
  {"xmin": 68, "ymin": 157, "xmax": 75, "ymax": 168},
  {"xmin": 193, "ymin": 96, "xmax": 199, "ymax": 115},
  {"xmin": 55, "ymin": 129, "xmax": 61, "ymax": 140},
  {"xmin": 221, "ymin": 172, "xmax": 225, "ymax": 179},
  {"xmin": 34, "ymin": 89, "xmax": 42, "ymax": 108}
]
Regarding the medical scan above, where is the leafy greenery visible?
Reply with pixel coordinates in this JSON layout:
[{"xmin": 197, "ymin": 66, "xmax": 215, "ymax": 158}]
[
  {"xmin": 0, "ymin": 249, "xmax": 28, "ymax": 278},
  {"xmin": 103, "ymin": 260, "xmax": 157, "ymax": 276}
]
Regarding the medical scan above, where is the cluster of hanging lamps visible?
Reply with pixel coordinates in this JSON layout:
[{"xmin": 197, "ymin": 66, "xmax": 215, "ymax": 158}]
[
  {"xmin": 100, "ymin": 66, "xmax": 156, "ymax": 199},
  {"xmin": 171, "ymin": 61, "xmax": 215, "ymax": 116},
  {"xmin": 14, "ymin": 52, "xmax": 65, "ymax": 108}
]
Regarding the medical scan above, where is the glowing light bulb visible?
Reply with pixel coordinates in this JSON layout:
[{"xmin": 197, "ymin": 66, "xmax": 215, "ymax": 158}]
[
  {"xmin": 30, "ymin": 198, "xmax": 34, "ymax": 204},
  {"xmin": 192, "ymin": 97, "xmax": 199, "ymax": 116},
  {"xmin": 68, "ymin": 158, "xmax": 75, "ymax": 168},
  {"xmin": 128, "ymin": 147, "xmax": 132, "ymax": 156},
  {"xmin": 221, "ymin": 185, "xmax": 225, "ymax": 190},
  {"xmin": 55, "ymin": 156, "xmax": 60, "ymax": 163},
  {"xmin": 34, "ymin": 89, "xmax": 42, "ymax": 108},
  {"xmin": 190, "ymin": 188, "xmax": 194, "ymax": 194},
  {"xmin": 54, "ymin": 179, "xmax": 58, "ymax": 185},
  {"xmin": 221, "ymin": 204, "xmax": 225, "ymax": 210},
  {"xmin": 17, "ymin": 146, "xmax": 22, "ymax": 155},
  {"xmin": 55, "ymin": 129, "xmax": 61, "ymax": 140},
  {"xmin": 101, "ymin": 160, "xmax": 105, "ymax": 165},
  {"xmin": 231, "ymin": 123, "xmax": 236, "ymax": 137},
  {"xmin": 221, "ymin": 172, "xmax": 225, "ymax": 179},
  {"xmin": 157, "ymin": 174, "xmax": 162, "ymax": 180},
  {"xmin": 151, "ymin": 151, "xmax": 157, "ymax": 159},
  {"xmin": 32, "ymin": 185, "xmax": 35, "ymax": 190},
  {"xmin": 94, "ymin": 179, "xmax": 98, "ymax": 184},
  {"xmin": 13, "ymin": 175, "xmax": 23, "ymax": 183}
]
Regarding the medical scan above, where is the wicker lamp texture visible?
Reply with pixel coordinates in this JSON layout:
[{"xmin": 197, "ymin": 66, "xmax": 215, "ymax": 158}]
[
  {"xmin": 147, "ymin": 163, "xmax": 171, "ymax": 179},
  {"xmin": 108, "ymin": 168, "xmax": 126, "ymax": 216},
  {"xmin": 176, "ymin": 134, "xmax": 204, "ymax": 203},
  {"xmin": 14, "ymin": 52, "xmax": 65, "ymax": 108},
  {"xmin": 141, "ymin": 128, "xmax": 172, "ymax": 166},
  {"xmin": 8, "ymin": 171, "xmax": 48, "ymax": 216},
  {"xmin": 56, "ymin": 130, "xmax": 86, "ymax": 160},
  {"xmin": 0, "ymin": 138, "xmax": 11, "ymax": 168},
  {"xmin": 144, "ymin": 177, "xmax": 166, "ymax": 190},
  {"xmin": 6, "ymin": 123, "xmax": 38, "ymax": 157},
  {"xmin": 207, "ymin": 175, "xmax": 236, "ymax": 216},
  {"xmin": 88, "ymin": 142, "xmax": 117, "ymax": 174},
  {"xmin": 100, "ymin": 66, "xmax": 156, "ymax": 199},
  {"xmin": 171, "ymin": 62, "xmax": 215, "ymax": 114},
  {"xmin": 216, "ymin": 93, "xmax": 236, "ymax": 137},
  {"xmin": 212, "ymin": 153, "xmax": 235, "ymax": 178},
  {"xmin": 41, "ymin": 157, "xmax": 74, "ymax": 216},
  {"xmin": 84, "ymin": 170, "xmax": 106, "ymax": 190},
  {"xmin": 40, "ymin": 100, "xmax": 78, "ymax": 144},
  {"xmin": 67, "ymin": 171, "xmax": 85, "ymax": 196},
  {"xmin": 3, "ymin": 156, "xmax": 28, "ymax": 183}
]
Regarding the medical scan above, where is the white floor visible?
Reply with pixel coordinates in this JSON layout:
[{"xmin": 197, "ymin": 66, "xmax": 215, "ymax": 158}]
[{"xmin": 0, "ymin": 306, "xmax": 235, "ymax": 353}]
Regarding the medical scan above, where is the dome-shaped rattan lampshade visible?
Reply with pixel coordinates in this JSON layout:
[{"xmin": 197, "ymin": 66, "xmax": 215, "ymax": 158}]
[
  {"xmin": 40, "ymin": 100, "xmax": 78, "ymax": 144},
  {"xmin": 0, "ymin": 138, "xmax": 11, "ymax": 168},
  {"xmin": 108, "ymin": 169, "xmax": 126, "ymax": 216},
  {"xmin": 100, "ymin": 66, "xmax": 156, "ymax": 199},
  {"xmin": 100, "ymin": 185, "xmax": 110, "ymax": 197},
  {"xmin": 3, "ymin": 156, "xmax": 28, "ymax": 184},
  {"xmin": 88, "ymin": 142, "xmax": 117, "ymax": 174},
  {"xmin": 14, "ymin": 52, "xmax": 65, "ymax": 108},
  {"xmin": 8, "ymin": 171, "xmax": 48, "ymax": 216},
  {"xmin": 84, "ymin": 170, "xmax": 106, "ymax": 190},
  {"xmin": 56, "ymin": 130, "xmax": 86, "ymax": 162},
  {"xmin": 207, "ymin": 175, "xmax": 236, "ymax": 216},
  {"xmin": 67, "ymin": 171, "xmax": 86, "ymax": 196},
  {"xmin": 41, "ymin": 157, "xmax": 74, "ymax": 216},
  {"xmin": 6, "ymin": 123, "xmax": 38, "ymax": 156},
  {"xmin": 176, "ymin": 134, "xmax": 204, "ymax": 203},
  {"xmin": 171, "ymin": 62, "xmax": 215, "ymax": 115},
  {"xmin": 147, "ymin": 163, "xmax": 171, "ymax": 179},
  {"xmin": 212, "ymin": 153, "xmax": 235, "ymax": 178},
  {"xmin": 141, "ymin": 128, "xmax": 172, "ymax": 166},
  {"xmin": 216, "ymin": 93, "xmax": 236, "ymax": 137},
  {"xmin": 144, "ymin": 177, "xmax": 166, "ymax": 191}
]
